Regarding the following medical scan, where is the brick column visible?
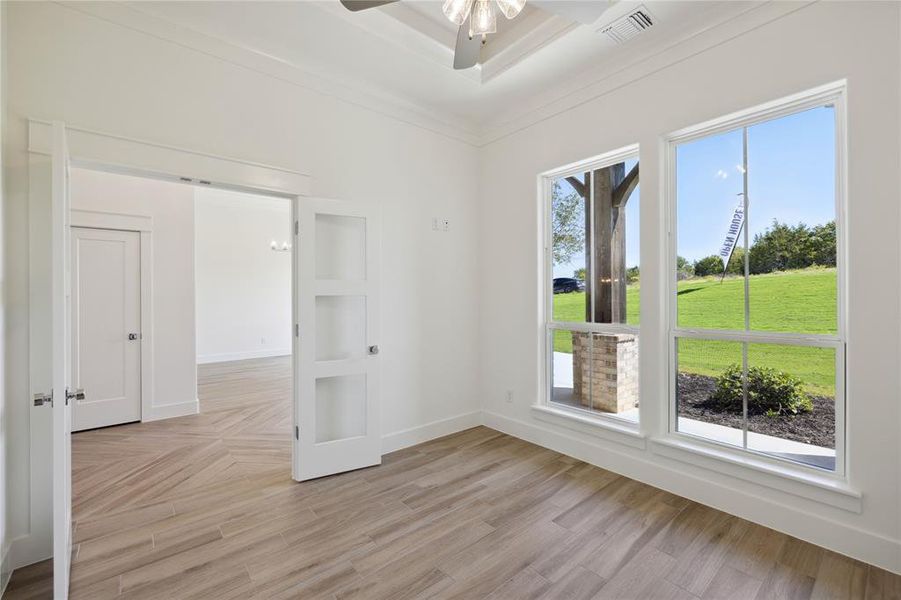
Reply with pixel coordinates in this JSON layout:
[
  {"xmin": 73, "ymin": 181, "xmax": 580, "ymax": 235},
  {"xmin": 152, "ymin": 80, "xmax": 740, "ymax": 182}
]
[{"xmin": 571, "ymin": 332, "xmax": 639, "ymax": 413}]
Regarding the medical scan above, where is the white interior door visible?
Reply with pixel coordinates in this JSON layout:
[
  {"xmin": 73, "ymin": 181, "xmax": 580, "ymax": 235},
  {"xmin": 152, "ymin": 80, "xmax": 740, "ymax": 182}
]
[
  {"xmin": 295, "ymin": 198, "xmax": 381, "ymax": 481},
  {"xmin": 52, "ymin": 121, "xmax": 74, "ymax": 598},
  {"xmin": 71, "ymin": 227, "xmax": 142, "ymax": 431}
]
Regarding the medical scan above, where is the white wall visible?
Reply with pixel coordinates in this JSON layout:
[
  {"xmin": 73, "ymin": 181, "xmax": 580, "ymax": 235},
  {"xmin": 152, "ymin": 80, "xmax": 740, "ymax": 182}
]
[
  {"xmin": 4, "ymin": 0, "xmax": 480, "ymax": 568},
  {"xmin": 195, "ymin": 188, "xmax": 292, "ymax": 364},
  {"xmin": 70, "ymin": 168, "xmax": 198, "ymax": 422},
  {"xmin": 478, "ymin": 1, "xmax": 901, "ymax": 575}
]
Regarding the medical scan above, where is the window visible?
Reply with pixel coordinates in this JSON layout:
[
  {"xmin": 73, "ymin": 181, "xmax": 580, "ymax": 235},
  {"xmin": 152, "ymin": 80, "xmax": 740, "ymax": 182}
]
[
  {"xmin": 544, "ymin": 147, "xmax": 641, "ymax": 424},
  {"xmin": 668, "ymin": 86, "xmax": 845, "ymax": 473}
]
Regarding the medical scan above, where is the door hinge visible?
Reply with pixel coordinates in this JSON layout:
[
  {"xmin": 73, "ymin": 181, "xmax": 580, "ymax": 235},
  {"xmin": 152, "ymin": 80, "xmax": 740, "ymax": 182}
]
[
  {"xmin": 295, "ymin": 324, "xmax": 299, "ymax": 337},
  {"xmin": 294, "ymin": 220, "xmax": 299, "ymax": 236},
  {"xmin": 295, "ymin": 425, "xmax": 299, "ymax": 440},
  {"xmin": 66, "ymin": 388, "xmax": 86, "ymax": 405},
  {"xmin": 33, "ymin": 391, "xmax": 53, "ymax": 407}
]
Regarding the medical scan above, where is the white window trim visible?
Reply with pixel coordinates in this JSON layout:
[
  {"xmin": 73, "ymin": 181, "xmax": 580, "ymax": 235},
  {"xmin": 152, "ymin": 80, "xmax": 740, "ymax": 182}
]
[
  {"xmin": 539, "ymin": 144, "xmax": 643, "ymax": 434},
  {"xmin": 662, "ymin": 80, "xmax": 849, "ymax": 481}
]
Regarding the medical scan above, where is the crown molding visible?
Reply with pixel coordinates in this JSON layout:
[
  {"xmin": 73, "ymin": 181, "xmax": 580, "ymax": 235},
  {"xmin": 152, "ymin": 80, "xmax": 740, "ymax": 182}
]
[
  {"xmin": 54, "ymin": 0, "xmax": 814, "ymax": 150},
  {"xmin": 477, "ymin": 1, "xmax": 815, "ymax": 146},
  {"xmin": 58, "ymin": 1, "xmax": 483, "ymax": 146},
  {"xmin": 479, "ymin": 13, "xmax": 578, "ymax": 83}
]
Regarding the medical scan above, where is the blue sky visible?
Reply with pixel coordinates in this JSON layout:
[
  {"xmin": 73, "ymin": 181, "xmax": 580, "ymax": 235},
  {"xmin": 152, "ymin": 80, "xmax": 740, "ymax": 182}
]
[
  {"xmin": 553, "ymin": 105, "xmax": 835, "ymax": 278},
  {"xmin": 677, "ymin": 105, "xmax": 835, "ymax": 263}
]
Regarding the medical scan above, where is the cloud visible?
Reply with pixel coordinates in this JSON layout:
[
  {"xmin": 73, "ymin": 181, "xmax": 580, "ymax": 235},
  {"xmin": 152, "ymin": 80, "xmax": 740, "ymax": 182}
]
[{"xmin": 715, "ymin": 169, "xmax": 728, "ymax": 180}]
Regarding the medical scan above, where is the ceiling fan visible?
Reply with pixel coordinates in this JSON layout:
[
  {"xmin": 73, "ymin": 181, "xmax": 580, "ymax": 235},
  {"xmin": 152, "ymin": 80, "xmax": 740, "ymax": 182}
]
[{"xmin": 338, "ymin": 0, "xmax": 609, "ymax": 70}]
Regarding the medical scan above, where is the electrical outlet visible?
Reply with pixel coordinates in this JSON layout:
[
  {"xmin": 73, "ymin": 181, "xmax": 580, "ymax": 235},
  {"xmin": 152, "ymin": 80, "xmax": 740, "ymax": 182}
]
[
  {"xmin": 442, "ymin": 219, "xmax": 450, "ymax": 232},
  {"xmin": 260, "ymin": 337, "xmax": 266, "ymax": 345},
  {"xmin": 505, "ymin": 390, "xmax": 514, "ymax": 404},
  {"xmin": 431, "ymin": 217, "xmax": 439, "ymax": 231}
]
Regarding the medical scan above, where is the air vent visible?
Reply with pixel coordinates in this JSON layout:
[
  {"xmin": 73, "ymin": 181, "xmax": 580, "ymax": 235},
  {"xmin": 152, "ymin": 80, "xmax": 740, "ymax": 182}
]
[{"xmin": 599, "ymin": 7, "xmax": 654, "ymax": 44}]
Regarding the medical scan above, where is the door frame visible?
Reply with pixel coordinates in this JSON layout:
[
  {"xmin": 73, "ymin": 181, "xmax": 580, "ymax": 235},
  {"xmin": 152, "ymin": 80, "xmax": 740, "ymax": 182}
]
[
  {"xmin": 70, "ymin": 215, "xmax": 153, "ymax": 424},
  {"xmin": 21, "ymin": 118, "xmax": 313, "ymax": 570}
]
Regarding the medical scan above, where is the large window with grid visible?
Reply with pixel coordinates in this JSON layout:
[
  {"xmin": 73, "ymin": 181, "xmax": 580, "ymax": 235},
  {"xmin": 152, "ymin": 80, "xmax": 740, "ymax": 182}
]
[
  {"xmin": 667, "ymin": 85, "xmax": 846, "ymax": 473},
  {"xmin": 544, "ymin": 146, "xmax": 641, "ymax": 425}
]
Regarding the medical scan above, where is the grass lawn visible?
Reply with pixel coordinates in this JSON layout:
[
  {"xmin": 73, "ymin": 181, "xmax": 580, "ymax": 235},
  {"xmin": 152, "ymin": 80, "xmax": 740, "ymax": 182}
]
[{"xmin": 552, "ymin": 268, "xmax": 837, "ymax": 396}]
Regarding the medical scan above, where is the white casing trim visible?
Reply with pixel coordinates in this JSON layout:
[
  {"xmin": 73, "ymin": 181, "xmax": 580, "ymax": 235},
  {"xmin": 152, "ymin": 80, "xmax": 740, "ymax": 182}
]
[{"xmin": 28, "ymin": 119, "xmax": 310, "ymax": 198}]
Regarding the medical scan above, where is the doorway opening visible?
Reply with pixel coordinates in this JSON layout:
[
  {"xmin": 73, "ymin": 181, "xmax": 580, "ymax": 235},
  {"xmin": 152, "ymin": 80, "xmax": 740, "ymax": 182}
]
[
  {"xmin": 30, "ymin": 120, "xmax": 381, "ymax": 597},
  {"xmin": 68, "ymin": 167, "xmax": 296, "ymax": 519},
  {"xmin": 194, "ymin": 187, "xmax": 295, "ymax": 476}
]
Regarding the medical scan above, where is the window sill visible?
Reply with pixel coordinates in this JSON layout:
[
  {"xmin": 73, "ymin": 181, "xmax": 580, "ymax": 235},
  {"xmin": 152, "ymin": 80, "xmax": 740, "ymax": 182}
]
[
  {"xmin": 531, "ymin": 404, "xmax": 647, "ymax": 450},
  {"xmin": 650, "ymin": 436, "xmax": 861, "ymax": 513}
]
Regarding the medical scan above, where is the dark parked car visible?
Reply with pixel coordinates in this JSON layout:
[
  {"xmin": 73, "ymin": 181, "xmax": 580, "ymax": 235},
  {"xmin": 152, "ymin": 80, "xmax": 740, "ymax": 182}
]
[{"xmin": 553, "ymin": 277, "xmax": 584, "ymax": 294}]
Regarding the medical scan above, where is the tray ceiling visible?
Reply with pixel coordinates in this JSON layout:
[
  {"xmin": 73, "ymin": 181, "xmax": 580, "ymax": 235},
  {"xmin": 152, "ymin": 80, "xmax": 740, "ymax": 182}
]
[{"xmin": 118, "ymin": 1, "xmax": 766, "ymax": 136}]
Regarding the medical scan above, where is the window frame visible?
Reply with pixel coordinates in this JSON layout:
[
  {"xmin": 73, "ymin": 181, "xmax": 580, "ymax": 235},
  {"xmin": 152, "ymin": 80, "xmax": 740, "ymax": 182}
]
[
  {"xmin": 540, "ymin": 144, "xmax": 642, "ymax": 428},
  {"xmin": 663, "ymin": 81, "xmax": 848, "ymax": 478}
]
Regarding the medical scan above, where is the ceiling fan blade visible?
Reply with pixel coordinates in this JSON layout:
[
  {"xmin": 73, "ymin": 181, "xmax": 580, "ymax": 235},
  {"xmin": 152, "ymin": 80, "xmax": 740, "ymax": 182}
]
[
  {"xmin": 530, "ymin": 0, "xmax": 611, "ymax": 24},
  {"xmin": 339, "ymin": 0, "xmax": 399, "ymax": 12},
  {"xmin": 453, "ymin": 19, "xmax": 481, "ymax": 70}
]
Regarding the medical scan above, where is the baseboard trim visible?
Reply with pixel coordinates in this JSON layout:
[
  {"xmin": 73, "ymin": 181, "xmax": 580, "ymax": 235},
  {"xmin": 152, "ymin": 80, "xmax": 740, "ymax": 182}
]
[
  {"xmin": 382, "ymin": 411, "xmax": 482, "ymax": 454},
  {"xmin": 8, "ymin": 533, "xmax": 50, "ymax": 574},
  {"xmin": 481, "ymin": 410, "xmax": 901, "ymax": 576},
  {"xmin": 196, "ymin": 349, "xmax": 291, "ymax": 364},
  {"xmin": 143, "ymin": 399, "xmax": 199, "ymax": 422},
  {"xmin": 1, "ymin": 544, "xmax": 12, "ymax": 598}
]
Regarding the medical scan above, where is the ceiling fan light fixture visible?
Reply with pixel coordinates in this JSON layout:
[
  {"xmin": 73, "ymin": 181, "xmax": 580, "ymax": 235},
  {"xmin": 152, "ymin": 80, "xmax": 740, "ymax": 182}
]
[
  {"xmin": 442, "ymin": 0, "xmax": 475, "ymax": 26},
  {"xmin": 470, "ymin": 0, "xmax": 497, "ymax": 35},
  {"xmin": 495, "ymin": 0, "xmax": 525, "ymax": 19}
]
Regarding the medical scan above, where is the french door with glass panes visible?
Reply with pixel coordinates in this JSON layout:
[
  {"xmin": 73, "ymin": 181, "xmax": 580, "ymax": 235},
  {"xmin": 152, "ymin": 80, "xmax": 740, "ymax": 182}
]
[{"xmin": 294, "ymin": 198, "xmax": 381, "ymax": 481}]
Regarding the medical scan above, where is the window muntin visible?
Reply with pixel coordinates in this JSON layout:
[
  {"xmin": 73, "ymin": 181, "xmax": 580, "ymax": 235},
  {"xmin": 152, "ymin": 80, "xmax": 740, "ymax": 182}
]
[
  {"xmin": 546, "ymin": 150, "xmax": 640, "ymax": 424},
  {"xmin": 676, "ymin": 106, "xmax": 837, "ymax": 334},
  {"xmin": 670, "ymin": 93, "xmax": 844, "ymax": 474}
]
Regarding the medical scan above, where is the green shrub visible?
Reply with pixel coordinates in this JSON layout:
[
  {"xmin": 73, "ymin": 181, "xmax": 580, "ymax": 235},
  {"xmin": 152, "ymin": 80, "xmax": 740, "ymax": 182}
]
[
  {"xmin": 693, "ymin": 255, "xmax": 724, "ymax": 277},
  {"xmin": 708, "ymin": 364, "xmax": 813, "ymax": 416}
]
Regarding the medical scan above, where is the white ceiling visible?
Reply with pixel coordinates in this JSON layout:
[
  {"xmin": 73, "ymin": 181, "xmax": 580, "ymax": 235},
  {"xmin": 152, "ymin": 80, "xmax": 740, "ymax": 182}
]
[{"xmin": 123, "ymin": 1, "xmax": 762, "ymax": 135}]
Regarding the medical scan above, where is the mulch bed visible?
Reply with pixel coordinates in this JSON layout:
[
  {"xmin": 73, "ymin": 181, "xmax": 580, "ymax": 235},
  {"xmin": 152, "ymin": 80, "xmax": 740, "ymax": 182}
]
[{"xmin": 677, "ymin": 373, "xmax": 835, "ymax": 449}]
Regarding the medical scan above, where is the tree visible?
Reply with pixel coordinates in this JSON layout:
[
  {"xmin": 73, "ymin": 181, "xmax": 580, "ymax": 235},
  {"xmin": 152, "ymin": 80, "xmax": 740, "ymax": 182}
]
[
  {"xmin": 627, "ymin": 266, "xmax": 640, "ymax": 284},
  {"xmin": 676, "ymin": 256, "xmax": 694, "ymax": 280},
  {"xmin": 748, "ymin": 220, "xmax": 836, "ymax": 274},
  {"xmin": 809, "ymin": 221, "xmax": 836, "ymax": 267},
  {"xmin": 573, "ymin": 267, "xmax": 586, "ymax": 280},
  {"xmin": 725, "ymin": 246, "xmax": 745, "ymax": 275},
  {"xmin": 551, "ymin": 182, "xmax": 584, "ymax": 265},
  {"xmin": 694, "ymin": 255, "xmax": 724, "ymax": 277}
]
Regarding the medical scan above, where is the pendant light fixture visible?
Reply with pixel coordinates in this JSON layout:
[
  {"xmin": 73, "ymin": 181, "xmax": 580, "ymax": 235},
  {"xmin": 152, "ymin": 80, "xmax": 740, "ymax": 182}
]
[{"xmin": 443, "ymin": 0, "xmax": 525, "ymax": 38}]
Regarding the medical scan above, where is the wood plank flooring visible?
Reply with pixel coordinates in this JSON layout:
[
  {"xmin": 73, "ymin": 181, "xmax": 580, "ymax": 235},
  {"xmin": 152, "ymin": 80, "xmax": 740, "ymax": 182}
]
[{"xmin": 6, "ymin": 356, "xmax": 900, "ymax": 599}]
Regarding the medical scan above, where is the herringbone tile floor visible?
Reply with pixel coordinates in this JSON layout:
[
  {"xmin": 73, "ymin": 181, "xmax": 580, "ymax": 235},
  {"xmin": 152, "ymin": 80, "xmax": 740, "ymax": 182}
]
[{"xmin": 5, "ymin": 357, "xmax": 900, "ymax": 599}]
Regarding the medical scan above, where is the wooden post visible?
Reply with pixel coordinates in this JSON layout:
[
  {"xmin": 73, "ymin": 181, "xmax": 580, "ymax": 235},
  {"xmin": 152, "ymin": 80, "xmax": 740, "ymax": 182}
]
[
  {"xmin": 565, "ymin": 164, "xmax": 638, "ymax": 324},
  {"xmin": 591, "ymin": 163, "xmax": 625, "ymax": 323}
]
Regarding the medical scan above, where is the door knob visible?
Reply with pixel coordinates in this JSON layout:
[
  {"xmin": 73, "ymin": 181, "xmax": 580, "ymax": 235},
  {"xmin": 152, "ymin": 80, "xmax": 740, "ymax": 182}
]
[
  {"xmin": 128, "ymin": 333, "xmax": 142, "ymax": 341},
  {"xmin": 368, "ymin": 345, "xmax": 380, "ymax": 356},
  {"xmin": 67, "ymin": 388, "xmax": 86, "ymax": 402}
]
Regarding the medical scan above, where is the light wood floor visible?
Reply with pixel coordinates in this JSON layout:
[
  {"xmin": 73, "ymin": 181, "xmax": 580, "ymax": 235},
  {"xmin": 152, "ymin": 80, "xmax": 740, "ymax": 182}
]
[{"xmin": 6, "ymin": 356, "xmax": 900, "ymax": 599}]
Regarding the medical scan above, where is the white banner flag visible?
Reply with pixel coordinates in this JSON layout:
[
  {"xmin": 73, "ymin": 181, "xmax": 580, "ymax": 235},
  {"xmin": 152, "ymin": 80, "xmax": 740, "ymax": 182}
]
[{"xmin": 718, "ymin": 200, "xmax": 745, "ymax": 268}]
